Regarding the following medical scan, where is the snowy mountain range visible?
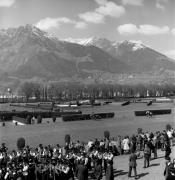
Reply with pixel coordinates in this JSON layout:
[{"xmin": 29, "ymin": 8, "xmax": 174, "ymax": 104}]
[
  {"xmin": 64, "ymin": 37, "xmax": 146, "ymax": 51},
  {"xmin": 0, "ymin": 24, "xmax": 175, "ymax": 90}
]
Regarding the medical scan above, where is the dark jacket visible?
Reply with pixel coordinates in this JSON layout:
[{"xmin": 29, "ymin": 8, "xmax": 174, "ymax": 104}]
[
  {"xmin": 77, "ymin": 164, "xmax": 88, "ymax": 180},
  {"xmin": 106, "ymin": 164, "xmax": 114, "ymax": 180},
  {"xmin": 129, "ymin": 153, "xmax": 137, "ymax": 167},
  {"xmin": 164, "ymin": 162, "xmax": 175, "ymax": 180},
  {"xmin": 94, "ymin": 163, "xmax": 102, "ymax": 180},
  {"xmin": 144, "ymin": 145, "xmax": 151, "ymax": 158}
]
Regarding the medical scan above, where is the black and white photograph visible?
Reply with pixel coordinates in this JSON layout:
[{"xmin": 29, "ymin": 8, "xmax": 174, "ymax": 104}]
[{"xmin": 0, "ymin": 0, "xmax": 175, "ymax": 179}]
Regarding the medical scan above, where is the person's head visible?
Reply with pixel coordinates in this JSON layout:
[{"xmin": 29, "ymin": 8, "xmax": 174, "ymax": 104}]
[
  {"xmin": 145, "ymin": 143, "xmax": 148, "ymax": 148},
  {"xmin": 80, "ymin": 158, "xmax": 85, "ymax": 165},
  {"xmin": 165, "ymin": 157, "xmax": 171, "ymax": 164},
  {"xmin": 56, "ymin": 144, "xmax": 60, "ymax": 148},
  {"xmin": 131, "ymin": 149, "xmax": 135, "ymax": 154},
  {"xmin": 166, "ymin": 156, "xmax": 171, "ymax": 161},
  {"xmin": 39, "ymin": 144, "xmax": 43, "ymax": 148}
]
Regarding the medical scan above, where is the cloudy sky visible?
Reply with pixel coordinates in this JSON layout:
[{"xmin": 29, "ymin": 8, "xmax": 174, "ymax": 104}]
[{"xmin": 0, "ymin": 0, "xmax": 175, "ymax": 58}]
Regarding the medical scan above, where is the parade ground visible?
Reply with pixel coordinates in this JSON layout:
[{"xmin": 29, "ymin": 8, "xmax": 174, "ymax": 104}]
[
  {"xmin": 0, "ymin": 101, "xmax": 175, "ymax": 179},
  {"xmin": 0, "ymin": 101, "xmax": 175, "ymax": 149}
]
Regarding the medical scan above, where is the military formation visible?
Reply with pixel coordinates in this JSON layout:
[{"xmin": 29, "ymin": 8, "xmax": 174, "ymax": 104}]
[{"xmin": 0, "ymin": 141, "xmax": 115, "ymax": 180}]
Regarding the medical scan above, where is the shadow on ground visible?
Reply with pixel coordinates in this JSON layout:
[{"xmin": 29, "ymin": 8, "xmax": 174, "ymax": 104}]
[
  {"xmin": 152, "ymin": 155, "xmax": 164, "ymax": 160},
  {"xmin": 150, "ymin": 163, "xmax": 160, "ymax": 167},
  {"xmin": 137, "ymin": 172, "xmax": 149, "ymax": 179},
  {"xmin": 114, "ymin": 169, "xmax": 128, "ymax": 177}
]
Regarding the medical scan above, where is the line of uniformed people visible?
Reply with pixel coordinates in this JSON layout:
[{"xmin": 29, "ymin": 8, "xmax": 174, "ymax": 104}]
[{"xmin": 0, "ymin": 143, "xmax": 114, "ymax": 180}]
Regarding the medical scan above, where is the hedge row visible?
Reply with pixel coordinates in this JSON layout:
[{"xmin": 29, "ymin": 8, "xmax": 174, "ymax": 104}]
[
  {"xmin": 135, "ymin": 109, "xmax": 171, "ymax": 116},
  {"xmin": 62, "ymin": 112, "xmax": 115, "ymax": 122},
  {"xmin": 0, "ymin": 110, "xmax": 82, "ymax": 121},
  {"xmin": 26, "ymin": 103, "xmax": 53, "ymax": 110}
]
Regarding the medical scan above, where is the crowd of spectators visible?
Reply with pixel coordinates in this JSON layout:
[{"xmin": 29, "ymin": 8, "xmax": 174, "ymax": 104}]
[{"xmin": 0, "ymin": 127, "xmax": 174, "ymax": 180}]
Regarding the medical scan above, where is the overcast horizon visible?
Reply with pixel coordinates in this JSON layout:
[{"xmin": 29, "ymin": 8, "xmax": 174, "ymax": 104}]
[{"xmin": 0, "ymin": 0, "xmax": 175, "ymax": 59}]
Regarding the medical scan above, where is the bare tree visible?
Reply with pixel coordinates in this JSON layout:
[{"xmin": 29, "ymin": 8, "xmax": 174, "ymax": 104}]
[
  {"xmin": 33, "ymin": 83, "xmax": 42, "ymax": 100},
  {"xmin": 20, "ymin": 82, "xmax": 34, "ymax": 102}
]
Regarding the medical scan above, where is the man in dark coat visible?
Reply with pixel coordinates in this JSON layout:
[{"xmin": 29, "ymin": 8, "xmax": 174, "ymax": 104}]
[
  {"xmin": 76, "ymin": 160, "xmax": 88, "ymax": 180},
  {"xmin": 165, "ymin": 140, "xmax": 171, "ymax": 160},
  {"xmin": 105, "ymin": 160, "xmax": 114, "ymax": 180},
  {"xmin": 93, "ymin": 159, "xmax": 102, "ymax": 180},
  {"xmin": 164, "ymin": 158, "xmax": 175, "ymax": 180},
  {"xmin": 143, "ymin": 143, "xmax": 151, "ymax": 168},
  {"xmin": 128, "ymin": 149, "xmax": 137, "ymax": 179}
]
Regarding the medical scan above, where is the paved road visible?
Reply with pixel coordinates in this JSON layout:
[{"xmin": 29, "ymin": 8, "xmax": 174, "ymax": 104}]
[{"xmin": 101, "ymin": 146, "xmax": 175, "ymax": 180}]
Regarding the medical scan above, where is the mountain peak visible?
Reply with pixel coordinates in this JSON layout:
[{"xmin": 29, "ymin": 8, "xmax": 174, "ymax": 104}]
[
  {"xmin": 0, "ymin": 24, "xmax": 49, "ymax": 40},
  {"xmin": 64, "ymin": 37, "xmax": 146, "ymax": 52},
  {"xmin": 116, "ymin": 40, "xmax": 146, "ymax": 51},
  {"xmin": 17, "ymin": 24, "xmax": 47, "ymax": 37},
  {"xmin": 63, "ymin": 36, "xmax": 111, "ymax": 46}
]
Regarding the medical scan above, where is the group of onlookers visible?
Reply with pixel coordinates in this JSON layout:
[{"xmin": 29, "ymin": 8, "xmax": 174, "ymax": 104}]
[{"xmin": 0, "ymin": 127, "xmax": 174, "ymax": 180}]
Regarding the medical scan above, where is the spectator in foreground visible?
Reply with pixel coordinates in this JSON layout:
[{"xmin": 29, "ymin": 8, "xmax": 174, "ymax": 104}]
[
  {"xmin": 143, "ymin": 143, "xmax": 151, "ymax": 168},
  {"xmin": 128, "ymin": 149, "xmax": 138, "ymax": 179},
  {"xmin": 76, "ymin": 158, "xmax": 88, "ymax": 180},
  {"xmin": 106, "ymin": 159, "xmax": 114, "ymax": 180},
  {"xmin": 93, "ymin": 158, "xmax": 102, "ymax": 180},
  {"xmin": 164, "ymin": 132, "xmax": 171, "ymax": 160},
  {"xmin": 164, "ymin": 158, "xmax": 175, "ymax": 180}
]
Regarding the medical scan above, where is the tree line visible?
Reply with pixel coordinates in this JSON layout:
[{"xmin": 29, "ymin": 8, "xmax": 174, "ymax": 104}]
[{"xmin": 18, "ymin": 82, "xmax": 175, "ymax": 102}]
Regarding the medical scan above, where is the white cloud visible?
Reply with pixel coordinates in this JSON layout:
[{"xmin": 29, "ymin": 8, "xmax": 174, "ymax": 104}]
[
  {"xmin": 35, "ymin": 17, "xmax": 75, "ymax": 31},
  {"xmin": 156, "ymin": 2, "xmax": 164, "ymax": 10},
  {"xmin": 75, "ymin": 22, "xmax": 87, "ymax": 29},
  {"xmin": 36, "ymin": 18, "xmax": 60, "ymax": 30},
  {"xmin": 96, "ymin": 1, "xmax": 125, "ymax": 18},
  {"xmin": 165, "ymin": 50, "xmax": 175, "ymax": 59},
  {"xmin": 0, "ymin": 0, "xmax": 15, "ymax": 7},
  {"xmin": 36, "ymin": 17, "xmax": 88, "ymax": 31},
  {"xmin": 78, "ymin": 12, "xmax": 105, "ymax": 24},
  {"xmin": 78, "ymin": 0, "xmax": 125, "ymax": 24},
  {"xmin": 122, "ymin": 0, "xmax": 144, "ymax": 6},
  {"xmin": 117, "ymin": 23, "xmax": 170, "ymax": 35},
  {"xmin": 139, "ymin": 25, "xmax": 169, "ymax": 35},
  {"xmin": 172, "ymin": 28, "xmax": 175, "ymax": 35},
  {"xmin": 156, "ymin": 0, "xmax": 169, "ymax": 10},
  {"xmin": 117, "ymin": 24, "xmax": 139, "ymax": 35}
]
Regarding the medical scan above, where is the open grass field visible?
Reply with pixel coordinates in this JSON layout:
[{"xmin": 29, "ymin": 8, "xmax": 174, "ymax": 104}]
[{"xmin": 0, "ymin": 102, "xmax": 175, "ymax": 150}]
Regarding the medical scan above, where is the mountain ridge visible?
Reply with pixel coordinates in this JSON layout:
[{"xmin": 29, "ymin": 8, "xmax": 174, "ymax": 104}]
[
  {"xmin": 64, "ymin": 36, "xmax": 175, "ymax": 74},
  {"xmin": 0, "ymin": 24, "xmax": 175, "ymax": 91}
]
